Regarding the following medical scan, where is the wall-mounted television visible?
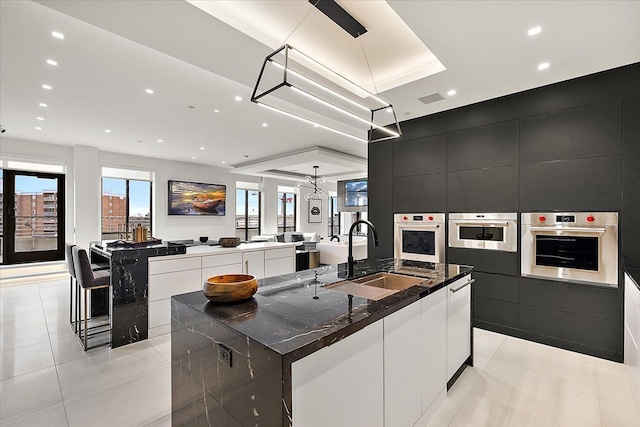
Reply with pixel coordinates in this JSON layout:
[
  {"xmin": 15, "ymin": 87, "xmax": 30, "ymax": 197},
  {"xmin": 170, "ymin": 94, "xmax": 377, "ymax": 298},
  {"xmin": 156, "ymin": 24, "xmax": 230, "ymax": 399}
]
[
  {"xmin": 168, "ymin": 180, "xmax": 226, "ymax": 216},
  {"xmin": 338, "ymin": 179, "xmax": 367, "ymax": 212}
]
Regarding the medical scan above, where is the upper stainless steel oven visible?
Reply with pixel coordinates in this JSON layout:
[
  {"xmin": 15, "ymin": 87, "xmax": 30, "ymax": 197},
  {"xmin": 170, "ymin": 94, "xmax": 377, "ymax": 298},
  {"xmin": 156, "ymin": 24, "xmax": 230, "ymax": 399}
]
[
  {"xmin": 394, "ymin": 213, "xmax": 445, "ymax": 263},
  {"xmin": 449, "ymin": 213, "xmax": 518, "ymax": 252},
  {"xmin": 521, "ymin": 212, "xmax": 618, "ymax": 287}
]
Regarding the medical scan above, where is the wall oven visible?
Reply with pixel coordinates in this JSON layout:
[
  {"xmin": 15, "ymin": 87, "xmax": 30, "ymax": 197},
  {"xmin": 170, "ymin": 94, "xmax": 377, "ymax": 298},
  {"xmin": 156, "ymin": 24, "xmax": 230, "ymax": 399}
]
[
  {"xmin": 521, "ymin": 212, "xmax": 618, "ymax": 287},
  {"xmin": 394, "ymin": 213, "xmax": 445, "ymax": 263},
  {"xmin": 449, "ymin": 213, "xmax": 518, "ymax": 252}
]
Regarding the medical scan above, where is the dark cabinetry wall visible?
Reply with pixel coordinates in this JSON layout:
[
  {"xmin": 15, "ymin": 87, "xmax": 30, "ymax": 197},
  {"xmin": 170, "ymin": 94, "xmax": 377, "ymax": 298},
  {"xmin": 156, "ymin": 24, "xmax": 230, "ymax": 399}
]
[{"xmin": 368, "ymin": 63, "xmax": 640, "ymax": 361}]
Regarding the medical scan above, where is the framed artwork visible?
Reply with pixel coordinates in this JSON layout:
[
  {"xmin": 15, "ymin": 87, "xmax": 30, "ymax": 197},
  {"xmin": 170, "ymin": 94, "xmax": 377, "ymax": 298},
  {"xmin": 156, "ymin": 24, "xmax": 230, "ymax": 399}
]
[
  {"xmin": 168, "ymin": 180, "xmax": 226, "ymax": 216},
  {"xmin": 308, "ymin": 199, "xmax": 322, "ymax": 223}
]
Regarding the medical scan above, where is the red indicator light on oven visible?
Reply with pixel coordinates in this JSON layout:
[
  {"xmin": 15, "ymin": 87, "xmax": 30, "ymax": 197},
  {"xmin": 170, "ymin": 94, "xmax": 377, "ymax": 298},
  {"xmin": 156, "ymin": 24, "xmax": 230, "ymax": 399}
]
[
  {"xmin": 403, "ymin": 216, "xmax": 408, "ymax": 221},
  {"xmin": 539, "ymin": 216, "xmax": 546, "ymax": 222},
  {"xmin": 587, "ymin": 215, "xmax": 595, "ymax": 222},
  {"xmin": 428, "ymin": 216, "xmax": 434, "ymax": 221}
]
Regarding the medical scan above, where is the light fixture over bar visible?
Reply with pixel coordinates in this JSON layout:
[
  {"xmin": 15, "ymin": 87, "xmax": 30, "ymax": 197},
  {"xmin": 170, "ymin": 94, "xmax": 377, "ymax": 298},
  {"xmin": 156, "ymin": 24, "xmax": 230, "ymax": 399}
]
[{"xmin": 251, "ymin": 44, "xmax": 401, "ymax": 143}]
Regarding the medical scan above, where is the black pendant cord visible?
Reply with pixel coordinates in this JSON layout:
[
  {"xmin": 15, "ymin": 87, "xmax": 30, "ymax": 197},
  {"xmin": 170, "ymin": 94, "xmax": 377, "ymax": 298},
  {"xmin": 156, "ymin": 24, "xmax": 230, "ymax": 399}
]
[
  {"xmin": 359, "ymin": 36, "xmax": 378, "ymax": 95},
  {"xmin": 283, "ymin": 0, "xmax": 321, "ymax": 45}
]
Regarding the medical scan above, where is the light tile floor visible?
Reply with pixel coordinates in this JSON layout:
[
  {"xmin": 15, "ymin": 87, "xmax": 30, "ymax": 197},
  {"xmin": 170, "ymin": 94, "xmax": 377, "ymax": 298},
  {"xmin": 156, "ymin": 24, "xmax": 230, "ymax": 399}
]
[{"xmin": 1, "ymin": 277, "xmax": 639, "ymax": 426}]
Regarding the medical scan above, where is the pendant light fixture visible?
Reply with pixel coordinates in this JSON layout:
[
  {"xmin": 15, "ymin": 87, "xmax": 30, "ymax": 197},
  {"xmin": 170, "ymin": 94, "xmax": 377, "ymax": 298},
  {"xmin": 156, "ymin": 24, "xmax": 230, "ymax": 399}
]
[
  {"xmin": 296, "ymin": 166, "xmax": 329, "ymax": 201},
  {"xmin": 250, "ymin": 1, "xmax": 401, "ymax": 143}
]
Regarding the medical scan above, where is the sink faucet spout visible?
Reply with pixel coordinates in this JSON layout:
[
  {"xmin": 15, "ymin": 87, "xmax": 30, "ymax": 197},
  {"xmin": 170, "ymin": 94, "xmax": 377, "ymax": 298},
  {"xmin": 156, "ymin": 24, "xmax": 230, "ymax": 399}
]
[{"xmin": 348, "ymin": 220, "xmax": 378, "ymax": 278}]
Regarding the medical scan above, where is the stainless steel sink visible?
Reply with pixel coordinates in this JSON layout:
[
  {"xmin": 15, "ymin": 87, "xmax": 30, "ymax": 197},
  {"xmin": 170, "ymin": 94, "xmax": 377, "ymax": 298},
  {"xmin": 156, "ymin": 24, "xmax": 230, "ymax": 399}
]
[{"xmin": 324, "ymin": 273, "xmax": 425, "ymax": 301}]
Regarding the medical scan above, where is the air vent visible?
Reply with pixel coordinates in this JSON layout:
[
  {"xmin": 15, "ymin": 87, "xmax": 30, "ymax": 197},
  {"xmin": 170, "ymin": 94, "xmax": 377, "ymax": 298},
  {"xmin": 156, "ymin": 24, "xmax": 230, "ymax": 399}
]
[{"xmin": 418, "ymin": 93, "xmax": 445, "ymax": 105}]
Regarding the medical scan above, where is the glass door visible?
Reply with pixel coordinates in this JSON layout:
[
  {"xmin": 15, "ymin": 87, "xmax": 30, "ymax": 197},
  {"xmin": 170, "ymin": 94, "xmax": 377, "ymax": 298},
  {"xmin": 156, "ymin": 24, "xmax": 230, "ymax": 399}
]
[{"xmin": 1, "ymin": 169, "xmax": 65, "ymax": 264}]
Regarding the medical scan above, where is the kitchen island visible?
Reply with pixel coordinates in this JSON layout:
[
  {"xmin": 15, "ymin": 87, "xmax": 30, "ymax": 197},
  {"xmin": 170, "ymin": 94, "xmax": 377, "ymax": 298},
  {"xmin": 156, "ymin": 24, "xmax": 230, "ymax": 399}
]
[{"xmin": 171, "ymin": 259, "xmax": 473, "ymax": 427}]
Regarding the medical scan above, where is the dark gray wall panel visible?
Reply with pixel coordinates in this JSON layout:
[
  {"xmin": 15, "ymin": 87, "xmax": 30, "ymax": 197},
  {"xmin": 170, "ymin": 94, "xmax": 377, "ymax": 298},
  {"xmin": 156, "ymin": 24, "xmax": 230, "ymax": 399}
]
[
  {"xmin": 368, "ymin": 142, "xmax": 393, "ymax": 259},
  {"xmin": 474, "ymin": 296, "xmax": 518, "ymax": 328},
  {"xmin": 447, "ymin": 248, "xmax": 520, "ymax": 276},
  {"xmin": 622, "ymin": 95, "xmax": 640, "ymax": 268},
  {"xmin": 392, "ymin": 173, "xmax": 446, "ymax": 213},
  {"xmin": 473, "ymin": 272, "xmax": 518, "ymax": 303},
  {"xmin": 520, "ymin": 155, "xmax": 621, "ymax": 212},
  {"xmin": 519, "ymin": 305, "xmax": 621, "ymax": 353},
  {"xmin": 519, "ymin": 277, "xmax": 621, "ymax": 321},
  {"xmin": 393, "ymin": 134, "xmax": 446, "ymax": 177},
  {"xmin": 447, "ymin": 119, "xmax": 519, "ymax": 172},
  {"xmin": 447, "ymin": 166, "xmax": 519, "ymax": 212},
  {"xmin": 520, "ymin": 99, "xmax": 622, "ymax": 164}
]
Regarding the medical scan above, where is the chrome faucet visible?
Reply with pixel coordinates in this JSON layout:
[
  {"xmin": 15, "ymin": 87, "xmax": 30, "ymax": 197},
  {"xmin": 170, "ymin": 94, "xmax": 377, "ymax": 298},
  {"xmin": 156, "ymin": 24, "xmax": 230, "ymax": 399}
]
[{"xmin": 348, "ymin": 220, "xmax": 378, "ymax": 278}]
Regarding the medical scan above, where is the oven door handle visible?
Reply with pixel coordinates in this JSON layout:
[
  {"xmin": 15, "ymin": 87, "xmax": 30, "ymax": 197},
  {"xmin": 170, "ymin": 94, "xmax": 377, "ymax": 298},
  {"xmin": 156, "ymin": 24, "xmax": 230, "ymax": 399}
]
[
  {"xmin": 529, "ymin": 226, "xmax": 606, "ymax": 234},
  {"xmin": 454, "ymin": 221, "xmax": 510, "ymax": 227}
]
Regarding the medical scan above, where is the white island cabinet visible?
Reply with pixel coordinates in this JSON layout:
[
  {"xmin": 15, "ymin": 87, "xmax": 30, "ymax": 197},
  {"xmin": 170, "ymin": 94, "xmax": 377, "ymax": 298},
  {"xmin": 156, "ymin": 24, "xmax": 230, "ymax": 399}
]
[
  {"xmin": 625, "ymin": 271, "xmax": 640, "ymax": 408},
  {"xmin": 291, "ymin": 272, "xmax": 472, "ymax": 427},
  {"xmin": 148, "ymin": 243, "xmax": 295, "ymax": 337},
  {"xmin": 447, "ymin": 274, "xmax": 473, "ymax": 381}
]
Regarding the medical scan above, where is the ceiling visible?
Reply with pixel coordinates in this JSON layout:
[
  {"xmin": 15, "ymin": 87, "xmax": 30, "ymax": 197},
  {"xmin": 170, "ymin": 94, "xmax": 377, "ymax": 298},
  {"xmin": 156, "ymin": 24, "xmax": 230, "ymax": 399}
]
[{"xmin": 1, "ymin": 1, "xmax": 639, "ymax": 182}]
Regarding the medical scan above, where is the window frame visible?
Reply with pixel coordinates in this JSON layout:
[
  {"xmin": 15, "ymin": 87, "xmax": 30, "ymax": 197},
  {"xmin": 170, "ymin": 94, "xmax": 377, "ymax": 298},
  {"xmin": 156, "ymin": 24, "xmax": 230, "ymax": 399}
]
[
  {"xmin": 235, "ymin": 188, "xmax": 261, "ymax": 241},
  {"xmin": 100, "ymin": 178, "xmax": 152, "ymax": 240}
]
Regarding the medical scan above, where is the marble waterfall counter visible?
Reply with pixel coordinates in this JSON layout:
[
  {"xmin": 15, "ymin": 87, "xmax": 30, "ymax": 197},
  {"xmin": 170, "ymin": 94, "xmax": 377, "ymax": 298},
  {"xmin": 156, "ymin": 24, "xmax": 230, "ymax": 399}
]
[
  {"xmin": 171, "ymin": 259, "xmax": 473, "ymax": 426},
  {"xmin": 90, "ymin": 240, "xmax": 298, "ymax": 348}
]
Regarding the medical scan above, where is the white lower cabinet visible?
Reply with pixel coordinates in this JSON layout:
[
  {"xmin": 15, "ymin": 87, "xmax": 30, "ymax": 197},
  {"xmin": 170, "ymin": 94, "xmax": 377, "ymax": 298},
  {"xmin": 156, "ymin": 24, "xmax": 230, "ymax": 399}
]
[
  {"xmin": 384, "ymin": 300, "xmax": 422, "ymax": 427},
  {"xmin": 624, "ymin": 272, "xmax": 640, "ymax": 408},
  {"xmin": 447, "ymin": 274, "xmax": 473, "ymax": 381},
  {"xmin": 242, "ymin": 251, "xmax": 265, "ymax": 279},
  {"xmin": 264, "ymin": 246, "xmax": 295, "ymax": 277},
  {"xmin": 421, "ymin": 287, "xmax": 447, "ymax": 413},
  {"xmin": 291, "ymin": 321, "xmax": 384, "ymax": 427}
]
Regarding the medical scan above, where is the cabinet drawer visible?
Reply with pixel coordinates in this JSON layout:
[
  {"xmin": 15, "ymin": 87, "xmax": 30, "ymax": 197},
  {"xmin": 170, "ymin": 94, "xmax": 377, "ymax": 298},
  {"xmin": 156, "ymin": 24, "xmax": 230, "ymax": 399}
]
[
  {"xmin": 265, "ymin": 257, "xmax": 294, "ymax": 277},
  {"xmin": 149, "ymin": 298, "xmax": 171, "ymax": 328},
  {"xmin": 202, "ymin": 253, "xmax": 243, "ymax": 268},
  {"xmin": 264, "ymin": 247, "xmax": 293, "ymax": 260},
  {"xmin": 148, "ymin": 269, "xmax": 201, "ymax": 301},
  {"xmin": 202, "ymin": 264, "xmax": 243, "ymax": 280},
  {"xmin": 148, "ymin": 256, "xmax": 200, "ymax": 275}
]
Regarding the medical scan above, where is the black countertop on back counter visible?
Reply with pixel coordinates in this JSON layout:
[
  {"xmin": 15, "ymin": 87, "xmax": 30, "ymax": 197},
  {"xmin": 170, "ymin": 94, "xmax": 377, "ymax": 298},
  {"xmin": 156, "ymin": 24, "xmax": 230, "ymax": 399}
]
[{"xmin": 172, "ymin": 258, "xmax": 472, "ymax": 361}]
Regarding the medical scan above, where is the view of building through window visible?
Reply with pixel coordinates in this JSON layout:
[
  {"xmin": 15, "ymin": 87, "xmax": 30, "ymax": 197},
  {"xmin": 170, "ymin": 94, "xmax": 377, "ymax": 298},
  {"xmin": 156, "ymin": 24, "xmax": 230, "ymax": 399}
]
[
  {"xmin": 277, "ymin": 191, "xmax": 296, "ymax": 232},
  {"xmin": 101, "ymin": 177, "xmax": 152, "ymax": 240},
  {"xmin": 235, "ymin": 189, "xmax": 261, "ymax": 241},
  {"xmin": 328, "ymin": 196, "xmax": 340, "ymax": 237}
]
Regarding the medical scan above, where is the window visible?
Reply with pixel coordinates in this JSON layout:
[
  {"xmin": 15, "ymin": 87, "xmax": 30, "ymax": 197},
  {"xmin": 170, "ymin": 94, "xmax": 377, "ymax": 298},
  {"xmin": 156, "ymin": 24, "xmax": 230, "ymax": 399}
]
[
  {"xmin": 277, "ymin": 191, "xmax": 296, "ymax": 232},
  {"xmin": 235, "ymin": 189, "xmax": 261, "ymax": 241},
  {"xmin": 101, "ymin": 177, "xmax": 152, "ymax": 240},
  {"xmin": 328, "ymin": 196, "xmax": 340, "ymax": 237}
]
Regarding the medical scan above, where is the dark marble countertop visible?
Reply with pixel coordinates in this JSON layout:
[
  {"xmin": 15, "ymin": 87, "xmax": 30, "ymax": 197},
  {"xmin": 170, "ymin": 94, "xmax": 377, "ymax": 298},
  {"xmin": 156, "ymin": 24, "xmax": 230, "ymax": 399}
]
[
  {"xmin": 172, "ymin": 258, "xmax": 473, "ymax": 361},
  {"xmin": 625, "ymin": 267, "xmax": 640, "ymax": 291}
]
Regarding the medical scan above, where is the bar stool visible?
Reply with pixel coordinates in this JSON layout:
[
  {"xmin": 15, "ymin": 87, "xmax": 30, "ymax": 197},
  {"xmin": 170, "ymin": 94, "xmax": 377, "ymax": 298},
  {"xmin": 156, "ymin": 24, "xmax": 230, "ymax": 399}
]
[
  {"xmin": 65, "ymin": 243, "xmax": 109, "ymax": 335},
  {"xmin": 72, "ymin": 246, "xmax": 111, "ymax": 350}
]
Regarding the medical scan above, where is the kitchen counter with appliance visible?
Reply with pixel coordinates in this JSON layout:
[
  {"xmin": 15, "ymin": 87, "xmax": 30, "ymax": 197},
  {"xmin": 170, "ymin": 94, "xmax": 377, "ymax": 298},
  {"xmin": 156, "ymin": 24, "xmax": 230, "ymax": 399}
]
[{"xmin": 171, "ymin": 259, "xmax": 473, "ymax": 426}]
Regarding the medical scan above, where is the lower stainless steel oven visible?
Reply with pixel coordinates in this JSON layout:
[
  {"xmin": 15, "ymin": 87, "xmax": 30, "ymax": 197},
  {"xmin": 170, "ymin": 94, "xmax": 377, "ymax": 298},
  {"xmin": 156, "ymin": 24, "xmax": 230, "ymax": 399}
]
[
  {"xmin": 394, "ymin": 213, "xmax": 445, "ymax": 263},
  {"xmin": 521, "ymin": 212, "xmax": 618, "ymax": 287},
  {"xmin": 448, "ymin": 213, "xmax": 518, "ymax": 252}
]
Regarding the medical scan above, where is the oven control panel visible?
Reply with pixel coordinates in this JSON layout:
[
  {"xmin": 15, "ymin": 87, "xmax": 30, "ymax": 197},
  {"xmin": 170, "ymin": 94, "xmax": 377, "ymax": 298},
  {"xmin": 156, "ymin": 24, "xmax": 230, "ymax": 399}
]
[
  {"xmin": 395, "ymin": 213, "xmax": 445, "ymax": 224},
  {"xmin": 524, "ymin": 212, "xmax": 617, "ymax": 227}
]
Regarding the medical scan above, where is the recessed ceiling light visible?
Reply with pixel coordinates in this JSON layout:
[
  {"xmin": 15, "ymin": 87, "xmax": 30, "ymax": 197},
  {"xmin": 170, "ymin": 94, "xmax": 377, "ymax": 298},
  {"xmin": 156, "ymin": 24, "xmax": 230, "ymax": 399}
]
[
  {"xmin": 528, "ymin": 26, "xmax": 542, "ymax": 36},
  {"xmin": 46, "ymin": 59, "xmax": 58, "ymax": 66},
  {"xmin": 51, "ymin": 31, "xmax": 64, "ymax": 40},
  {"xmin": 234, "ymin": 96, "xmax": 242, "ymax": 101},
  {"xmin": 157, "ymin": 139, "xmax": 163, "ymax": 143},
  {"xmin": 447, "ymin": 89, "xmax": 457, "ymax": 96},
  {"xmin": 42, "ymin": 84, "xmax": 52, "ymax": 90},
  {"xmin": 262, "ymin": 123, "xmax": 268, "ymax": 127},
  {"xmin": 191, "ymin": 156, "xmax": 196, "ymax": 159},
  {"xmin": 213, "ymin": 109, "xmax": 220, "ymax": 113},
  {"xmin": 39, "ymin": 103, "xmax": 48, "ymax": 107},
  {"xmin": 145, "ymin": 89, "xmax": 154, "ymax": 94},
  {"xmin": 537, "ymin": 62, "xmax": 550, "ymax": 71},
  {"xmin": 313, "ymin": 124, "xmax": 319, "ymax": 128},
  {"xmin": 105, "ymin": 129, "xmax": 111, "ymax": 133},
  {"xmin": 37, "ymin": 117, "xmax": 44, "ymax": 121},
  {"xmin": 35, "ymin": 126, "xmax": 42, "ymax": 130},
  {"xmin": 200, "ymin": 147, "xmax": 205, "ymax": 150},
  {"xmin": 222, "ymin": 161, "xmax": 226, "ymax": 164}
]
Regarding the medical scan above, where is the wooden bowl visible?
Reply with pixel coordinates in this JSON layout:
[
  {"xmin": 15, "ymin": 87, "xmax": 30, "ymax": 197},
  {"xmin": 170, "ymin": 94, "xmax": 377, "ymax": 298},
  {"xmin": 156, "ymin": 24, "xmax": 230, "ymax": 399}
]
[
  {"xmin": 218, "ymin": 237, "xmax": 241, "ymax": 247},
  {"xmin": 203, "ymin": 274, "xmax": 258, "ymax": 303}
]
